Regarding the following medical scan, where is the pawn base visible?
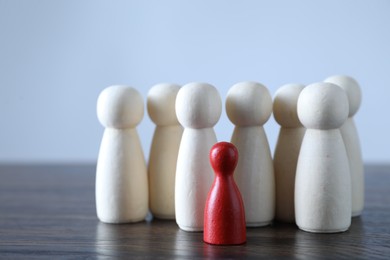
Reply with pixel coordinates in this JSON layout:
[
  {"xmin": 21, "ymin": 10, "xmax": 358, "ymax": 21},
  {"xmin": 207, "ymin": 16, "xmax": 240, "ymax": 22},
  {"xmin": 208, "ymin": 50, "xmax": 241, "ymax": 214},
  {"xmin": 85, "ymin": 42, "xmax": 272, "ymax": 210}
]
[
  {"xmin": 203, "ymin": 238, "xmax": 246, "ymax": 246},
  {"xmin": 177, "ymin": 224, "xmax": 203, "ymax": 232},
  {"xmin": 246, "ymin": 220, "xmax": 272, "ymax": 227},
  {"xmin": 352, "ymin": 210, "xmax": 363, "ymax": 217},
  {"xmin": 298, "ymin": 225, "xmax": 349, "ymax": 233}
]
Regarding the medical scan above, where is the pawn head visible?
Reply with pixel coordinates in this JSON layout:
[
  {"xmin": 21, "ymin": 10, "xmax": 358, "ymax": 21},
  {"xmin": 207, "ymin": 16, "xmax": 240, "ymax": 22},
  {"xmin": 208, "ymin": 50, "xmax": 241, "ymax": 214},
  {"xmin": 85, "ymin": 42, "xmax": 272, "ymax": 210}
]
[
  {"xmin": 297, "ymin": 82, "xmax": 349, "ymax": 130},
  {"xmin": 273, "ymin": 83, "xmax": 305, "ymax": 128},
  {"xmin": 209, "ymin": 142, "xmax": 239, "ymax": 175},
  {"xmin": 324, "ymin": 75, "xmax": 362, "ymax": 117},
  {"xmin": 97, "ymin": 85, "xmax": 144, "ymax": 129},
  {"xmin": 226, "ymin": 81, "xmax": 272, "ymax": 126},
  {"xmin": 147, "ymin": 83, "xmax": 181, "ymax": 126},
  {"xmin": 176, "ymin": 82, "xmax": 222, "ymax": 128}
]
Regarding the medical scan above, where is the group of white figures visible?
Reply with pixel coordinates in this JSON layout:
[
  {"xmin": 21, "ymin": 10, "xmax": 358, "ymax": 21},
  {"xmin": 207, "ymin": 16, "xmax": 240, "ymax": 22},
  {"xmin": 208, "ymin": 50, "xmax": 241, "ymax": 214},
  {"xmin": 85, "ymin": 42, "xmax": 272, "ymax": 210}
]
[{"xmin": 95, "ymin": 75, "xmax": 364, "ymax": 234}]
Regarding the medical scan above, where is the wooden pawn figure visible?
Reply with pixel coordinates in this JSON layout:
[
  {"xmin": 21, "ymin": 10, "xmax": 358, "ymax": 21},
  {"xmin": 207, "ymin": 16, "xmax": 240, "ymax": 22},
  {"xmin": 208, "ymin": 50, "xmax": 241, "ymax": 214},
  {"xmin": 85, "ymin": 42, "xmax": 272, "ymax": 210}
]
[
  {"xmin": 226, "ymin": 81, "xmax": 275, "ymax": 227},
  {"xmin": 204, "ymin": 142, "xmax": 246, "ymax": 245},
  {"xmin": 324, "ymin": 75, "xmax": 364, "ymax": 217},
  {"xmin": 175, "ymin": 82, "xmax": 222, "ymax": 231},
  {"xmin": 147, "ymin": 83, "xmax": 183, "ymax": 219},
  {"xmin": 295, "ymin": 82, "xmax": 351, "ymax": 233},
  {"xmin": 273, "ymin": 84, "xmax": 305, "ymax": 223},
  {"xmin": 96, "ymin": 85, "xmax": 148, "ymax": 223}
]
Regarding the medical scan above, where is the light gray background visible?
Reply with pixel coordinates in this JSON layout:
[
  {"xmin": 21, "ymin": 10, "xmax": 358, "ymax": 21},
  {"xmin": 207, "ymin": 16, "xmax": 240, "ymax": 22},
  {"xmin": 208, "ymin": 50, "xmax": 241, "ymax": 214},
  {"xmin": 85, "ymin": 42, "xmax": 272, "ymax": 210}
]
[{"xmin": 0, "ymin": 0, "xmax": 389, "ymax": 163}]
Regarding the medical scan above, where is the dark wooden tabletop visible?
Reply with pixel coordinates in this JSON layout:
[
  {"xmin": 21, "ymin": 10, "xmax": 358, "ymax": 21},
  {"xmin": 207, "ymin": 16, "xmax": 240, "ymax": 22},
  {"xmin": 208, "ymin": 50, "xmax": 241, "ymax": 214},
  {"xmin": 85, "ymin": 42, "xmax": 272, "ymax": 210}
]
[{"xmin": 0, "ymin": 164, "xmax": 389, "ymax": 259}]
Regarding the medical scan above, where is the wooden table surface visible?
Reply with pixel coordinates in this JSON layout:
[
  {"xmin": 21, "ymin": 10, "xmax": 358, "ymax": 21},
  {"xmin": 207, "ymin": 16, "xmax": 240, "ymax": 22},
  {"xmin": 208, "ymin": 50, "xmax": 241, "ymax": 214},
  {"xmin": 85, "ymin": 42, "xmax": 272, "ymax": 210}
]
[{"xmin": 0, "ymin": 164, "xmax": 389, "ymax": 259}]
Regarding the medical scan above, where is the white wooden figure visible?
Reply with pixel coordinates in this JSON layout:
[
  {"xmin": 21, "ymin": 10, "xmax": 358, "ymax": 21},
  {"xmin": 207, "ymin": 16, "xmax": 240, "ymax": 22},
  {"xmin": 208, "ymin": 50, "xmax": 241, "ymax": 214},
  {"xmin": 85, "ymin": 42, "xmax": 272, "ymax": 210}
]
[
  {"xmin": 175, "ymin": 82, "xmax": 222, "ymax": 231},
  {"xmin": 273, "ymin": 83, "xmax": 305, "ymax": 223},
  {"xmin": 147, "ymin": 83, "xmax": 183, "ymax": 219},
  {"xmin": 324, "ymin": 75, "xmax": 364, "ymax": 217},
  {"xmin": 96, "ymin": 85, "xmax": 148, "ymax": 223},
  {"xmin": 226, "ymin": 81, "xmax": 275, "ymax": 227},
  {"xmin": 295, "ymin": 82, "xmax": 351, "ymax": 233}
]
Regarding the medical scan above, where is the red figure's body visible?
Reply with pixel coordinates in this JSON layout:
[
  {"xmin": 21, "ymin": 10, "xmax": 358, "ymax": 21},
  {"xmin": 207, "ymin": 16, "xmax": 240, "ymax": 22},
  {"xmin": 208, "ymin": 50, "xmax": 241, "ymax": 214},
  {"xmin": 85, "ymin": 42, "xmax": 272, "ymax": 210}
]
[{"xmin": 204, "ymin": 142, "xmax": 246, "ymax": 245}]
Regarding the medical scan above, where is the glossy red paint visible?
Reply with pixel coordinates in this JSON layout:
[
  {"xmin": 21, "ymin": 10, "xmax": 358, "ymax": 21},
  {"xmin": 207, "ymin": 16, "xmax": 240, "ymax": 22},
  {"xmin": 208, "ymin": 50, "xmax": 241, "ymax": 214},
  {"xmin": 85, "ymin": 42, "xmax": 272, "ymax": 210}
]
[{"xmin": 203, "ymin": 142, "xmax": 246, "ymax": 245}]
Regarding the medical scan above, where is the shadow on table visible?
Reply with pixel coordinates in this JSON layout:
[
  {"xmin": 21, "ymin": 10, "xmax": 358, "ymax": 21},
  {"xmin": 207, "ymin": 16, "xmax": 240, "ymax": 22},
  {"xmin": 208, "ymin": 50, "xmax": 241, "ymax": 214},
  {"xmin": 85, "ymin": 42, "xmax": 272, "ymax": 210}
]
[
  {"xmin": 293, "ymin": 217, "xmax": 365, "ymax": 258},
  {"xmin": 93, "ymin": 216, "xmax": 366, "ymax": 258}
]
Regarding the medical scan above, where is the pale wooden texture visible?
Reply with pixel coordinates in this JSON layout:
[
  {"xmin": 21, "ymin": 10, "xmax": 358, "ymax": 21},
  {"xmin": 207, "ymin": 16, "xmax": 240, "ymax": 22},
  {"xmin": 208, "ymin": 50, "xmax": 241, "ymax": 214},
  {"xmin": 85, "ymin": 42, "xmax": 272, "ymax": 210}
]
[
  {"xmin": 273, "ymin": 83, "xmax": 305, "ymax": 223},
  {"xmin": 147, "ymin": 83, "xmax": 183, "ymax": 219},
  {"xmin": 296, "ymin": 83, "xmax": 351, "ymax": 232},
  {"xmin": 325, "ymin": 75, "xmax": 364, "ymax": 217},
  {"xmin": 231, "ymin": 126, "xmax": 275, "ymax": 226},
  {"xmin": 96, "ymin": 86, "xmax": 148, "ymax": 223},
  {"xmin": 148, "ymin": 125, "xmax": 183, "ymax": 219},
  {"xmin": 340, "ymin": 118, "xmax": 365, "ymax": 216},
  {"xmin": 295, "ymin": 129, "xmax": 351, "ymax": 232},
  {"xmin": 226, "ymin": 82, "xmax": 275, "ymax": 227},
  {"xmin": 96, "ymin": 128, "xmax": 148, "ymax": 223},
  {"xmin": 175, "ymin": 83, "xmax": 222, "ymax": 231},
  {"xmin": 0, "ymin": 164, "xmax": 389, "ymax": 258},
  {"xmin": 175, "ymin": 128, "xmax": 217, "ymax": 231},
  {"xmin": 274, "ymin": 127, "xmax": 305, "ymax": 222}
]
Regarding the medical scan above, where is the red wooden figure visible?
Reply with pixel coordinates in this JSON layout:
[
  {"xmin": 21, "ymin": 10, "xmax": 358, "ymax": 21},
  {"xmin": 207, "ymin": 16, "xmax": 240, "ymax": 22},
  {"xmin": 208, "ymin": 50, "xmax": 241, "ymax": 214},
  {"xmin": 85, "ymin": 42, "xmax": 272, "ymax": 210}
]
[{"xmin": 203, "ymin": 142, "xmax": 246, "ymax": 245}]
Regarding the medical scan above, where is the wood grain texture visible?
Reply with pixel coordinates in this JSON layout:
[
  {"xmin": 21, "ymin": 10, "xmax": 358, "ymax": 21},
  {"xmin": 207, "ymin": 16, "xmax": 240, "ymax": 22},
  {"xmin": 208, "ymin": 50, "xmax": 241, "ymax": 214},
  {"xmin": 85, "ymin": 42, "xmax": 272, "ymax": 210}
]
[{"xmin": 0, "ymin": 164, "xmax": 389, "ymax": 259}]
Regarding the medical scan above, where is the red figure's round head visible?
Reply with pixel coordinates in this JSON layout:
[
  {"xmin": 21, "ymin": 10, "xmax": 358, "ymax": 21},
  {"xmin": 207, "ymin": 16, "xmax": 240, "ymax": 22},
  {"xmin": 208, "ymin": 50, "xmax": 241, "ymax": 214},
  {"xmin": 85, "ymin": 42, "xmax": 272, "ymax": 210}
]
[{"xmin": 209, "ymin": 142, "xmax": 239, "ymax": 175}]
